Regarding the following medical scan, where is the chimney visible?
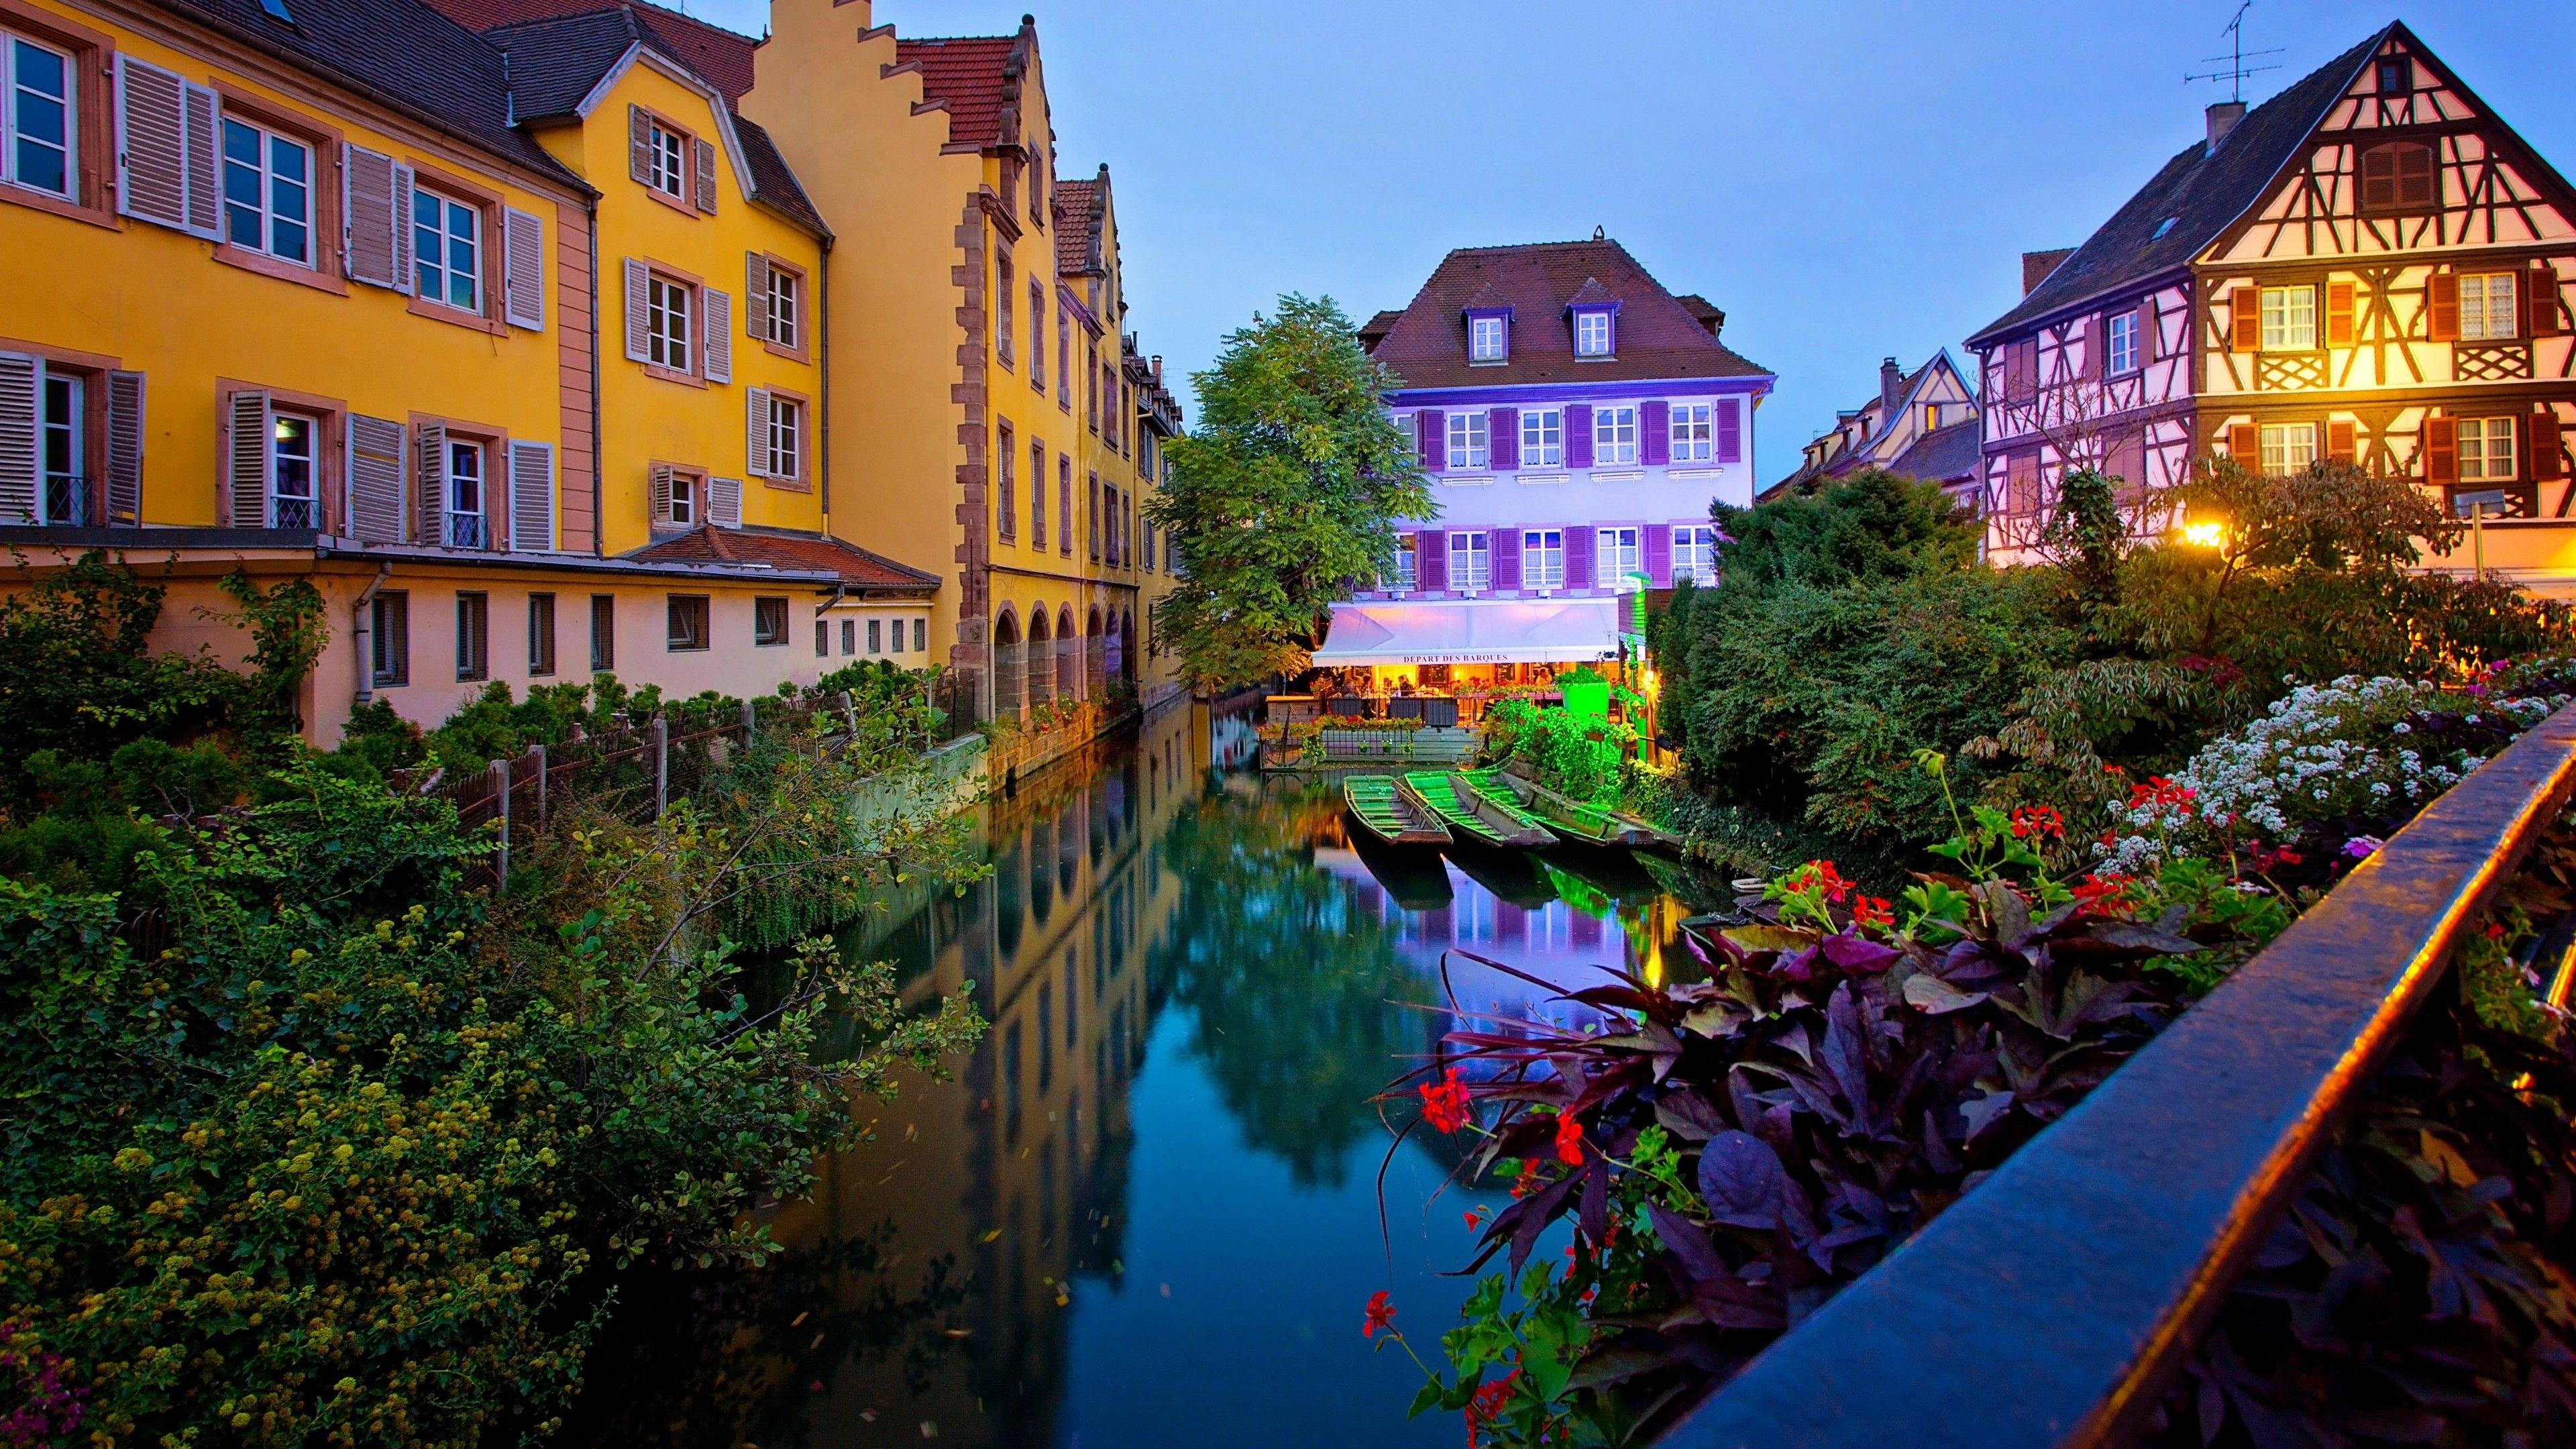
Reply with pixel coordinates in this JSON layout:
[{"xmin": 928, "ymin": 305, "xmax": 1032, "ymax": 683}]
[
  {"xmin": 2021, "ymin": 248, "xmax": 2076, "ymax": 296},
  {"xmin": 1150, "ymin": 356, "xmax": 1163, "ymax": 382},
  {"xmin": 2205, "ymin": 100, "xmax": 2246, "ymax": 154},
  {"xmin": 1878, "ymin": 358, "xmax": 1903, "ymax": 418}
]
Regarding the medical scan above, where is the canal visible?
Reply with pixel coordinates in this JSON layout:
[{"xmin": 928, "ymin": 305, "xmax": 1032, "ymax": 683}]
[{"xmin": 570, "ymin": 702, "xmax": 1716, "ymax": 1447}]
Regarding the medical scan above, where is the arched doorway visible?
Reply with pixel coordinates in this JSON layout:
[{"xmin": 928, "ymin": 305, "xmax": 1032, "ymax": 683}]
[
  {"xmin": 1056, "ymin": 606, "xmax": 1079, "ymax": 701},
  {"xmin": 1025, "ymin": 608, "xmax": 1053, "ymax": 709},
  {"xmin": 1120, "ymin": 608, "xmax": 1137, "ymax": 684},
  {"xmin": 1104, "ymin": 608, "xmax": 1125, "ymax": 683},
  {"xmin": 1085, "ymin": 606, "xmax": 1106, "ymax": 696},
  {"xmin": 991, "ymin": 608, "xmax": 1024, "ymax": 719}
]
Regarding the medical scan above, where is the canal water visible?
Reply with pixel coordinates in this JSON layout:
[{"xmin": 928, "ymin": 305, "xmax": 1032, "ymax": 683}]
[{"xmin": 572, "ymin": 703, "xmax": 1714, "ymax": 1447}]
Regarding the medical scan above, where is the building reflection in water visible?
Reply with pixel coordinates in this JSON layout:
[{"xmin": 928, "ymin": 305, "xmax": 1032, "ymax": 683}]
[{"xmin": 568, "ymin": 703, "xmax": 1711, "ymax": 1448}]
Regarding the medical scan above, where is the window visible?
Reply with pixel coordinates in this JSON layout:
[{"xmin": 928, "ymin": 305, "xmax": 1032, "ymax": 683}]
[
  {"xmin": 1446, "ymin": 410, "xmax": 1489, "ymax": 470},
  {"xmin": 270, "ymin": 411, "xmax": 318, "ymax": 529},
  {"xmin": 1030, "ymin": 437, "xmax": 1047, "ymax": 547},
  {"xmin": 996, "ymin": 253, "xmax": 1014, "ymax": 365},
  {"xmin": 913, "ymin": 619, "xmax": 925, "ymax": 653},
  {"xmin": 219, "ymin": 117, "xmax": 311, "ymax": 264},
  {"xmin": 1673, "ymin": 525, "xmax": 1718, "ymax": 585},
  {"xmin": 1468, "ymin": 313, "xmax": 1506, "ymax": 362},
  {"xmin": 763, "ymin": 394, "xmax": 802, "ymax": 478},
  {"xmin": 3, "ymin": 34, "xmax": 71, "ymax": 199},
  {"xmin": 1574, "ymin": 309, "xmax": 1613, "ymax": 357},
  {"xmin": 1447, "ymin": 531, "xmax": 1489, "ymax": 592},
  {"xmin": 1594, "ymin": 405, "xmax": 1638, "ymax": 465},
  {"xmin": 1923, "ymin": 405, "xmax": 1941, "ymax": 431},
  {"xmin": 867, "ymin": 619, "xmax": 882, "ymax": 653},
  {"xmin": 667, "ymin": 594, "xmax": 709, "ymax": 651},
  {"xmin": 753, "ymin": 595, "xmax": 787, "ymax": 647},
  {"xmin": 998, "ymin": 421, "xmax": 1016, "ymax": 538},
  {"xmin": 454, "ymin": 591, "xmax": 488, "ymax": 681},
  {"xmin": 767, "ymin": 266, "xmax": 799, "ymax": 350},
  {"xmin": 839, "ymin": 617, "xmax": 855, "ymax": 654},
  {"xmin": 39, "ymin": 369, "xmax": 81, "ymax": 525},
  {"xmin": 1389, "ymin": 535, "xmax": 1416, "ymax": 591},
  {"xmin": 2106, "ymin": 311, "xmax": 2138, "ymax": 374},
  {"xmin": 2459, "ymin": 417, "xmax": 2518, "ymax": 482},
  {"xmin": 1030, "ymin": 280, "xmax": 1047, "ymax": 391},
  {"xmin": 527, "ymin": 593, "xmax": 555, "ymax": 676},
  {"xmin": 2376, "ymin": 56, "xmax": 2408, "ymax": 95},
  {"xmin": 1521, "ymin": 408, "xmax": 1563, "ymax": 468},
  {"xmin": 647, "ymin": 273, "xmax": 691, "ymax": 370},
  {"xmin": 370, "ymin": 591, "xmax": 409, "ymax": 688},
  {"xmin": 1521, "ymin": 529, "xmax": 1564, "ymax": 590},
  {"xmin": 2460, "ymin": 273, "xmax": 2519, "ymax": 341},
  {"xmin": 1059, "ymin": 455, "xmax": 1073, "ymax": 557},
  {"xmin": 2259, "ymin": 423, "xmax": 2317, "ymax": 474},
  {"xmin": 590, "ymin": 594, "xmax": 614, "ymax": 672},
  {"xmin": 413, "ymin": 184, "xmax": 480, "ymax": 312},
  {"xmin": 1597, "ymin": 527, "xmax": 1641, "ymax": 584},
  {"xmin": 646, "ymin": 117, "xmax": 686, "ymax": 199},
  {"xmin": 1670, "ymin": 402, "xmax": 1715, "ymax": 463},
  {"xmin": 2259, "ymin": 286, "xmax": 2315, "ymax": 350},
  {"xmin": 445, "ymin": 439, "xmax": 486, "ymax": 548},
  {"xmin": 814, "ymin": 618, "xmax": 828, "ymax": 656},
  {"xmin": 2360, "ymin": 143, "xmax": 2434, "ymax": 212},
  {"xmin": 1057, "ymin": 307, "xmax": 1071, "ymax": 410}
]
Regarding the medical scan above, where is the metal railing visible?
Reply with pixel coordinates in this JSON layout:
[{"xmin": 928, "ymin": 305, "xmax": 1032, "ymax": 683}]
[{"xmin": 1664, "ymin": 700, "xmax": 2576, "ymax": 1448}]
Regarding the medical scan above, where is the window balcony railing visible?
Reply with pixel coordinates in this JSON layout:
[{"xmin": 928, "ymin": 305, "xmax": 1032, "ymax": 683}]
[
  {"xmin": 42, "ymin": 475, "xmax": 88, "ymax": 526},
  {"xmin": 446, "ymin": 512, "xmax": 488, "ymax": 549},
  {"xmin": 272, "ymin": 495, "xmax": 319, "ymax": 530}
]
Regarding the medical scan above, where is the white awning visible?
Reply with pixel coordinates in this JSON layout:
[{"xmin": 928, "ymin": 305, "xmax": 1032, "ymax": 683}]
[{"xmin": 1309, "ymin": 596, "xmax": 1621, "ymax": 667}]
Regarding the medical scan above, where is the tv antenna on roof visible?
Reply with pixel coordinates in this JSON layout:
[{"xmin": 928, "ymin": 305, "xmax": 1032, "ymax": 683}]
[{"xmin": 2187, "ymin": 2, "xmax": 2283, "ymax": 102}]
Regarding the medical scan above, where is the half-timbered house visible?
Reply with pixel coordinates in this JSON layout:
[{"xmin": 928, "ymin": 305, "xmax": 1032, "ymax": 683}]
[
  {"xmin": 1968, "ymin": 22, "xmax": 2576, "ymax": 588},
  {"xmin": 1762, "ymin": 351, "xmax": 1981, "ymax": 510}
]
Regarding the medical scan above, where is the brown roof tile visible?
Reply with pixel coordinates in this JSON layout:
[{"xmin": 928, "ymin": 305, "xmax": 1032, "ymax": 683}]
[
  {"xmin": 627, "ymin": 526, "xmax": 940, "ymax": 594},
  {"xmin": 894, "ymin": 33, "xmax": 1018, "ymax": 150},
  {"xmin": 421, "ymin": 0, "xmax": 757, "ymax": 99},
  {"xmin": 1053, "ymin": 175, "xmax": 1099, "ymax": 272}
]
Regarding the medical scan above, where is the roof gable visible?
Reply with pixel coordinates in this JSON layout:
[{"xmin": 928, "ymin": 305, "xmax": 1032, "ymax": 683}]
[
  {"xmin": 419, "ymin": 0, "xmax": 756, "ymax": 99},
  {"xmin": 893, "ymin": 19, "xmax": 1036, "ymax": 154}
]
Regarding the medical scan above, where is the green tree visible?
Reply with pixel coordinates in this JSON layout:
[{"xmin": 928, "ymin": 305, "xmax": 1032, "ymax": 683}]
[{"xmin": 1143, "ymin": 294, "xmax": 1434, "ymax": 688}]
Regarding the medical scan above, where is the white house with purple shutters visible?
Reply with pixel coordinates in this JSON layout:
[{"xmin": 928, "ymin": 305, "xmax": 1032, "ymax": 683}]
[{"xmin": 1312, "ymin": 237, "xmax": 1773, "ymax": 688}]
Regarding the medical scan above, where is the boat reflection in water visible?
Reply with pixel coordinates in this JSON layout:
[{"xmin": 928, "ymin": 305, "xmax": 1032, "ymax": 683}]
[{"xmin": 566, "ymin": 708, "xmax": 1711, "ymax": 1448}]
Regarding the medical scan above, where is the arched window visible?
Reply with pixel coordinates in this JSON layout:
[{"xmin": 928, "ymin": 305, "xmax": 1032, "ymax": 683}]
[
  {"xmin": 1026, "ymin": 608, "xmax": 1052, "ymax": 707},
  {"xmin": 2360, "ymin": 142, "xmax": 2434, "ymax": 213},
  {"xmin": 991, "ymin": 608, "xmax": 1024, "ymax": 719},
  {"xmin": 1057, "ymin": 606, "xmax": 1079, "ymax": 700}
]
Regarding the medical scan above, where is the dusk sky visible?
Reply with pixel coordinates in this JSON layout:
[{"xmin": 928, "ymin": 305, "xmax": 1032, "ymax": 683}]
[{"xmin": 691, "ymin": 0, "xmax": 2576, "ymax": 484}]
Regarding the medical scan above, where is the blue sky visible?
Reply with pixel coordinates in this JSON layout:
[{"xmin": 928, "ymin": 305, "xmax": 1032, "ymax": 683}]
[{"xmin": 690, "ymin": 0, "xmax": 2576, "ymax": 484}]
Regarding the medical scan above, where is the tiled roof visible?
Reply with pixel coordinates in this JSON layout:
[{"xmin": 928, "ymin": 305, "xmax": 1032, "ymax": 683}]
[
  {"xmin": 146, "ymin": 0, "xmax": 582, "ymax": 188},
  {"xmin": 1968, "ymin": 25, "xmax": 2389, "ymax": 344},
  {"xmin": 733, "ymin": 115, "xmax": 825, "ymax": 237},
  {"xmin": 421, "ymin": 0, "xmax": 755, "ymax": 99},
  {"xmin": 1886, "ymin": 420, "xmax": 1982, "ymax": 485},
  {"xmin": 1672, "ymin": 293, "xmax": 1725, "ymax": 336},
  {"xmin": 1358, "ymin": 309, "xmax": 1403, "ymax": 347},
  {"xmin": 1053, "ymin": 175, "xmax": 1099, "ymax": 273},
  {"xmin": 893, "ymin": 32, "xmax": 1021, "ymax": 150},
  {"xmin": 1368, "ymin": 238, "xmax": 1771, "ymax": 390},
  {"xmin": 626, "ymin": 526, "xmax": 941, "ymax": 593}
]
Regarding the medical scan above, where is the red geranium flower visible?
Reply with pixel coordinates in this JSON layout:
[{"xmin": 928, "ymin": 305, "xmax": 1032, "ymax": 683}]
[
  {"xmin": 2070, "ymin": 873, "xmax": 2135, "ymax": 916},
  {"xmin": 2009, "ymin": 804, "xmax": 2066, "ymax": 841},
  {"xmin": 1851, "ymin": 895, "xmax": 1894, "ymax": 928},
  {"xmin": 1787, "ymin": 859, "xmax": 1854, "ymax": 904},
  {"xmin": 1362, "ymin": 1289, "xmax": 1395, "ymax": 1338},
  {"xmin": 1553, "ymin": 1110, "xmax": 1585, "ymax": 1166},
  {"xmin": 1419, "ymin": 1068, "xmax": 1471, "ymax": 1134},
  {"xmin": 1466, "ymin": 1368, "xmax": 1523, "ymax": 1444}
]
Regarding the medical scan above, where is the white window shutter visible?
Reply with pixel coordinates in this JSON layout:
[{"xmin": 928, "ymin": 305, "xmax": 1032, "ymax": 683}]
[
  {"xmin": 651, "ymin": 462, "xmax": 678, "ymax": 526},
  {"xmin": 702, "ymin": 288, "xmax": 732, "ymax": 382},
  {"xmin": 180, "ymin": 82, "xmax": 221, "ymax": 240},
  {"xmin": 709, "ymin": 475, "xmax": 743, "ymax": 529},
  {"xmin": 114, "ymin": 57, "xmax": 189, "ymax": 230},
  {"xmin": 502, "ymin": 207, "xmax": 545, "ymax": 330},
  {"xmin": 390, "ymin": 163, "xmax": 417, "ymax": 295},
  {"xmin": 628, "ymin": 104, "xmax": 652, "ymax": 186},
  {"xmin": 347, "ymin": 414, "xmax": 405, "ymax": 543},
  {"xmin": 745, "ymin": 386, "xmax": 770, "ymax": 477},
  {"xmin": 692, "ymin": 136, "xmax": 716, "ymax": 213},
  {"xmin": 106, "ymin": 371, "xmax": 145, "ymax": 525},
  {"xmin": 342, "ymin": 145, "xmax": 400, "ymax": 287},
  {"xmin": 0, "ymin": 354, "xmax": 36, "ymax": 523},
  {"xmin": 745, "ymin": 254, "xmax": 769, "ymax": 340},
  {"xmin": 623, "ymin": 259, "xmax": 651, "ymax": 363},
  {"xmin": 226, "ymin": 390, "xmax": 271, "ymax": 528},
  {"xmin": 508, "ymin": 439, "xmax": 555, "ymax": 551},
  {"xmin": 416, "ymin": 420, "xmax": 447, "ymax": 545}
]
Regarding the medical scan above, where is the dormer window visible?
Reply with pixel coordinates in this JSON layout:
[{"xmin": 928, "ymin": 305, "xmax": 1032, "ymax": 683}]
[
  {"xmin": 1468, "ymin": 313, "xmax": 1506, "ymax": 363},
  {"xmin": 1574, "ymin": 308, "xmax": 1614, "ymax": 357}
]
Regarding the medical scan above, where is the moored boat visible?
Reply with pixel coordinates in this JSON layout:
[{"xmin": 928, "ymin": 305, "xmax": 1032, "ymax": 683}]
[
  {"xmin": 1344, "ymin": 773, "xmax": 1452, "ymax": 846},
  {"xmin": 1400, "ymin": 770, "xmax": 1556, "ymax": 849},
  {"xmin": 1485, "ymin": 768, "xmax": 1681, "ymax": 850}
]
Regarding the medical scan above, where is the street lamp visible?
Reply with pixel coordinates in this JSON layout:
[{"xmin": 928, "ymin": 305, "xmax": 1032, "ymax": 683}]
[{"xmin": 2182, "ymin": 519, "xmax": 2226, "ymax": 549}]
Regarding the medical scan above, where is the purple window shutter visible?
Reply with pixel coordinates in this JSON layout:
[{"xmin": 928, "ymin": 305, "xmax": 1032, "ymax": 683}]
[
  {"xmin": 1493, "ymin": 528, "xmax": 1522, "ymax": 590},
  {"xmin": 1644, "ymin": 525, "xmax": 1672, "ymax": 587},
  {"xmin": 1419, "ymin": 530, "xmax": 1447, "ymax": 591},
  {"xmin": 1566, "ymin": 404, "xmax": 1593, "ymax": 468},
  {"xmin": 1491, "ymin": 408, "xmax": 1517, "ymax": 470},
  {"xmin": 1641, "ymin": 400, "xmax": 1670, "ymax": 466},
  {"xmin": 1419, "ymin": 410, "xmax": 1446, "ymax": 472},
  {"xmin": 1716, "ymin": 398, "xmax": 1742, "ymax": 464},
  {"xmin": 1565, "ymin": 526, "xmax": 1593, "ymax": 590}
]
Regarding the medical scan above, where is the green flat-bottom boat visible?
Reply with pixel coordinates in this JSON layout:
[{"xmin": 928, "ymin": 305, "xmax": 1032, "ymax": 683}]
[
  {"xmin": 1484, "ymin": 768, "xmax": 1681, "ymax": 850},
  {"xmin": 1399, "ymin": 769, "xmax": 1556, "ymax": 849},
  {"xmin": 1344, "ymin": 773, "xmax": 1452, "ymax": 845}
]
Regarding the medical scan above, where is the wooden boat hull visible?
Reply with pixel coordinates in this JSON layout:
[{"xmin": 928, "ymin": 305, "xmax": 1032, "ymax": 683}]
[
  {"xmin": 1489, "ymin": 769, "xmax": 1682, "ymax": 850},
  {"xmin": 1344, "ymin": 774, "xmax": 1452, "ymax": 846},
  {"xmin": 1402, "ymin": 770, "xmax": 1556, "ymax": 849}
]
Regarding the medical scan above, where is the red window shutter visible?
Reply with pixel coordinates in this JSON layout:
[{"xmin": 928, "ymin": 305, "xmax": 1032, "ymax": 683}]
[
  {"xmin": 2424, "ymin": 416, "xmax": 2457, "ymax": 485},
  {"xmin": 2138, "ymin": 299, "xmax": 2158, "ymax": 365},
  {"xmin": 2227, "ymin": 423, "xmax": 2259, "ymax": 462},
  {"xmin": 2527, "ymin": 266, "xmax": 2562, "ymax": 339},
  {"xmin": 1566, "ymin": 404, "xmax": 1593, "ymax": 468},
  {"xmin": 2325, "ymin": 282, "xmax": 2355, "ymax": 346},
  {"xmin": 2085, "ymin": 315, "xmax": 2105, "ymax": 380},
  {"xmin": 1640, "ymin": 400, "xmax": 1670, "ymax": 466},
  {"xmin": 2398, "ymin": 145, "xmax": 2433, "ymax": 207},
  {"xmin": 1644, "ymin": 525, "xmax": 1672, "ymax": 588},
  {"xmin": 2530, "ymin": 412, "xmax": 2564, "ymax": 483},
  {"xmin": 1418, "ymin": 410, "xmax": 1444, "ymax": 472},
  {"xmin": 2229, "ymin": 287, "xmax": 2260, "ymax": 352},
  {"xmin": 2427, "ymin": 273, "xmax": 2459, "ymax": 342},
  {"xmin": 2326, "ymin": 420, "xmax": 2357, "ymax": 464},
  {"xmin": 1418, "ymin": 529, "xmax": 1446, "ymax": 591},
  {"xmin": 1716, "ymin": 398, "xmax": 1741, "ymax": 464},
  {"xmin": 1490, "ymin": 407, "xmax": 1517, "ymax": 471}
]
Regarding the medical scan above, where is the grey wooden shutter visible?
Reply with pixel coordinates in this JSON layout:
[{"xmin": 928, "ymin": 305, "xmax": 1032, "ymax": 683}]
[
  {"xmin": 347, "ymin": 413, "xmax": 406, "ymax": 543},
  {"xmin": 709, "ymin": 475, "xmax": 742, "ymax": 529},
  {"xmin": 651, "ymin": 462, "xmax": 678, "ymax": 526},
  {"xmin": 745, "ymin": 386, "xmax": 770, "ymax": 477},
  {"xmin": 416, "ymin": 419, "xmax": 447, "ymax": 545},
  {"xmin": 343, "ymin": 145, "xmax": 398, "ymax": 287},
  {"xmin": 226, "ymin": 390, "xmax": 270, "ymax": 527},
  {"xmin": 623, "ymin": 258, "xmax": 651, "ymax": 362},
  {"xmin": 502, "ymin": 207, "xmax": 545, "ymax": 330},
  {"xmin": 114, "ymin": 57, "xmax": 189, "ymax": 230},
  {"xmin": 389, "ymin": 164, "xmax": 416, "ymax": 295},
  {"xmin": 180, "ymin": 81, "xmax": 220, "ymax": 239},
  {"xmin": 508, "ymin": 439, "xmax": 554, "ymax": 551},
  {"xmin": 692, "ymin": 137, "xmax": 717, "ymax": 213},
  {"xmin": 701, "ymin": 289, "xmax": 732, "ymax": 382},
  {"xmin": 745, "ymin": 254, "xmax": 769, "ymax": 340},
  {"xmin": 628, "ymin": 105, "xmax": 652, "ymax": 185},
  {"xmin": 105, "ymin": 371, "xmax": 144, "ymax": 525},
  {"xmin": 0, "ymin": 354, "xmax": 36, "ymax": 523}
]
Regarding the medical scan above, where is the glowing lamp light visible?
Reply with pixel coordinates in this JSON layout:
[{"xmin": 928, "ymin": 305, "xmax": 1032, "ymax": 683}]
[{"xmin": 2182, "ymin": 521, "xmax": 2226, "ymax": 549}]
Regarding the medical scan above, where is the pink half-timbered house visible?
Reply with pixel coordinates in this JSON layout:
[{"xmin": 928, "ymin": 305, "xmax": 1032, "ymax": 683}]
[{"xmin": 1970, "ymin": 23, "xmax": 2576, "ymax": 589}]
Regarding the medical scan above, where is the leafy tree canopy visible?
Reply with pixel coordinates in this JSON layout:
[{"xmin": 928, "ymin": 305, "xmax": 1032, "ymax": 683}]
[
  {"xmin": 1711, "ymin": 468, "xmax": 1978, "ymax": 594},
  {"xmin": 1143, "ymin": 294, "xmax": 1434, "ymax": 688}
]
